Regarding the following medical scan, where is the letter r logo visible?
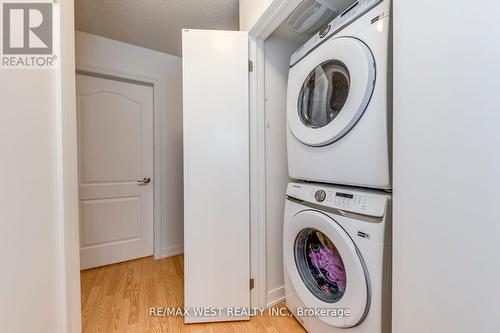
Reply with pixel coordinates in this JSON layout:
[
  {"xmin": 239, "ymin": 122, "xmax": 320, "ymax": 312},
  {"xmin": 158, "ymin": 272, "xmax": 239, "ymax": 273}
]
[{"xmin": 2, "ymin": 2, "xmax": 52, "ymax": 55}]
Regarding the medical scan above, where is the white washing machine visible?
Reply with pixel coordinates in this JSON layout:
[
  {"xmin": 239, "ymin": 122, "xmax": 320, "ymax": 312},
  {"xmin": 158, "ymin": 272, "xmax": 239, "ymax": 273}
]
[
  {"xmin": 287, "ymin": 0, "xmax": 392, "ymax": 189},
  {"xmin": 284, "ymin": 182, "xmax": 391, "ymax": 333}
]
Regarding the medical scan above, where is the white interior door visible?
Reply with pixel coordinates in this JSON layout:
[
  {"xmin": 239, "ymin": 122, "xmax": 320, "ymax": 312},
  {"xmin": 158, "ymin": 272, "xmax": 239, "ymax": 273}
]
[
  {"xmin": 76, "ymin": 74, "xmax": 154, "ymax": 270},
  {"xmin": 182, "ymin": 29, "xmax": 249, "ymax": 323}
]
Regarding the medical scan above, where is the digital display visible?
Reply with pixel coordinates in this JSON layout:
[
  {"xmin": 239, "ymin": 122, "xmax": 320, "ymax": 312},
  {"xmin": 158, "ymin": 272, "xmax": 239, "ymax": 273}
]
[{"xmin": 336, "ymin": 192, "xmax": 354, "ymax": 199}]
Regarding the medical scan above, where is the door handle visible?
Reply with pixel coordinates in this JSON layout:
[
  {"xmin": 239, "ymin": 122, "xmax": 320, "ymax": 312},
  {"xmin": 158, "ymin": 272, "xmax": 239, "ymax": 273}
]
[{"xmin": 138, "ymin": 177, "xmax": 151, "ymax": 185}]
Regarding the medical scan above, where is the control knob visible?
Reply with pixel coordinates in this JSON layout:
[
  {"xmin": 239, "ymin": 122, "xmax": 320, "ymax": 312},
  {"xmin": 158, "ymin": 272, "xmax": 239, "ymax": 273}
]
[{"xmin": 314, "ymin": 190, "xmax": 326, "ymax": 202}]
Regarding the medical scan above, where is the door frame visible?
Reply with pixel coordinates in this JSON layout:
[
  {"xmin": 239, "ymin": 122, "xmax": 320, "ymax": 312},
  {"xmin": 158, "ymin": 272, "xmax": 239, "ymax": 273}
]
[
  {"xmin": 57, "ymin": 1, "xmax": 81, "ymax": 332},
  {"xmin": 74, "ymin": 64, "xmax": 163, "ymax": 261},
  {"xmin": 248, "ymin": 0, "xmax": 304, "ymax": 309}
]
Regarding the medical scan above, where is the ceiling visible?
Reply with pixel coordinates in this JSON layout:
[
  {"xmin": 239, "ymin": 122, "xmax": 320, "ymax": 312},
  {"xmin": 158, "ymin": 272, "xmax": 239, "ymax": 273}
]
[{"xmin": 75, "ymin": 0, "xmax": 240, "ymax": 57}]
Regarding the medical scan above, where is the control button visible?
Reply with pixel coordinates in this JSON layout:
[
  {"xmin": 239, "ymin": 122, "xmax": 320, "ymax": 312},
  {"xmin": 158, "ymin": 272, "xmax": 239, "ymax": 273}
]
[{"xmin": 314, "ymin": 190, "xmax": 327, "ymax": 202}]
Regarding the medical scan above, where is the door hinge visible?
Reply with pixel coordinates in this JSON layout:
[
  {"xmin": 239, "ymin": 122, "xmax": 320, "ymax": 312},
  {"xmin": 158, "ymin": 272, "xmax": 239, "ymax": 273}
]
[
  {"xmin": 250, "ymin": 278, "xmax": 255, "ymax": 290},
  {"xmin": 248, "ymin": 60, "xmax": 254, "ymax": 72}
]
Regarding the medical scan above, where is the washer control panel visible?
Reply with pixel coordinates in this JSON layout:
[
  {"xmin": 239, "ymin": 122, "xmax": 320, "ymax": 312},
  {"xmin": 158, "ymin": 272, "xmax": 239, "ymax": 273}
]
[
  {"xmin": 287, "ymin": 182, "xmax": 387, "ymax": 217},
  {"xmin": 290, "ymin": 0, "xmax": 383, "ymax": 67}
]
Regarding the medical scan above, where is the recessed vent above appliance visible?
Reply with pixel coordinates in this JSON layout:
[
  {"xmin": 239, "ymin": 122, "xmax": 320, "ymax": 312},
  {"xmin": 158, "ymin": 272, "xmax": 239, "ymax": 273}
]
[{"xmin": 287, "ymin": 0, "xmax": 357, "ymax": 36}]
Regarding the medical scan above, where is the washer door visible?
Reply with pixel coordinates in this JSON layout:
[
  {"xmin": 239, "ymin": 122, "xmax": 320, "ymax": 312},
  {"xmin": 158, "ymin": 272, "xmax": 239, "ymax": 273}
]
[
  {"xmin": 284, "ymin": 210, "xmax": 369, "ymax": 327},
  {"xmin": 287, "ymin": 37, "xmax": 375, "ymax": 147}
]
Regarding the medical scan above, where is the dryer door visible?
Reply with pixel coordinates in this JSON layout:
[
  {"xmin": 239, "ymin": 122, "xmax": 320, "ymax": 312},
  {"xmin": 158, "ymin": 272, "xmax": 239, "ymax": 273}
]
[
  {"xmin": 284, "ymin": 210, "xmax": 369, "ymax": 328},
  {"xmin": 287, "ymin": 37, "xmax": 375, "ymax": 147}
]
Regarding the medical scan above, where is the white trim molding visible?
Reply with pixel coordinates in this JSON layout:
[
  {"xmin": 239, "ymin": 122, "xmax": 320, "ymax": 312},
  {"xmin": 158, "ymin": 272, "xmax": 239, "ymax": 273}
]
[
  {"xmin": 159, "ymin": 245, "xmax": 184, "ymax": 259},
  {"xmin": 55, "ymin": 1, "xmax": 81, "ymax": 332},
  {"xmin": 249, "ymin": 36, "xmax": 267, "ymax": 309},
  {"xmin": 267, "ymin": 286, "xmax": 285, "ymax": 308}
]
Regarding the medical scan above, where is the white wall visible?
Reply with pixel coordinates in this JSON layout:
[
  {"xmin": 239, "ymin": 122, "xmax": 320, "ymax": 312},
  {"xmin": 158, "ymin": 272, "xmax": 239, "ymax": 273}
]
[
  {"xmin": 393, "ymin": 1, "xmax": 500, "ymax": 332},
  {"xmin": 263, "ymin": 26, "xmax": 306, "ymax": 307},
  {"xmin": 0, "ymin": 1, "xmax": 80, "ymax": 332},
  {"xmin": 0, "ymin": 69, "xmax": 62, "ymax": 333},
  {"xmin": 240, "ymin": 0, "xmax": 274, "ymax": 31},
  {"xmin": 75, "ymin": 31, "xmax": 184, "ymax": 258}
]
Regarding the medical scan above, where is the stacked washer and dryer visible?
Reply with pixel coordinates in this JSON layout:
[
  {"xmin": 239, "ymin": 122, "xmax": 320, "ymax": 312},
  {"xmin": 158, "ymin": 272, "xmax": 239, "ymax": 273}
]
[{"xmin": 283, "ymin": 1, "xmax": 392, "ymax": 333}]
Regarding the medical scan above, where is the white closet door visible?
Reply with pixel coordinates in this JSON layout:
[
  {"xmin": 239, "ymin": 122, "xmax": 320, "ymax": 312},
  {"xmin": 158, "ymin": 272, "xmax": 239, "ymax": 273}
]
[
  {"xmin": 182, "ymin": 29, "xmax": 249, "ymax": 323},
  {"xmin": 76, "ymin": 74, "xmax": 154, "ymax": 270}
]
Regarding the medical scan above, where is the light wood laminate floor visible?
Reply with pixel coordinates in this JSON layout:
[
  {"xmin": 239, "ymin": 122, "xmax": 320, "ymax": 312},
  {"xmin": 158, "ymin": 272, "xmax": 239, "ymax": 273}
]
[{"xmin": 81, "ymin": 255, "xmax": 306, "ymax": 332}]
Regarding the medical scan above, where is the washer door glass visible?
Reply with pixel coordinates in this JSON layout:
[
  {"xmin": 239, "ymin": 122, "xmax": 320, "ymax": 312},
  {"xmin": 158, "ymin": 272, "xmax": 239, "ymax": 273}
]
[
  {"xmin": 298, "ymin": 61, "xmax": 350, "ymax": 129},
  {"xmin": 294, "ymin": 228, "xmax": 347, "ymax": 303},
  {"xmin": 284, "ymin": 209, "xmax": 370, "ymax": 327}
]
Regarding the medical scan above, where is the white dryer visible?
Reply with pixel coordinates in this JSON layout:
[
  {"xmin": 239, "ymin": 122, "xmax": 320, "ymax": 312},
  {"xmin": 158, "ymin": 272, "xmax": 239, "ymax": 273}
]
[
  {"xmin": 284, "ymin": 182, "xmax": 391, "ymax": 333},
  {"xmin": 287, "ymin": 0, "xmax": 392, "ymax": 189}
]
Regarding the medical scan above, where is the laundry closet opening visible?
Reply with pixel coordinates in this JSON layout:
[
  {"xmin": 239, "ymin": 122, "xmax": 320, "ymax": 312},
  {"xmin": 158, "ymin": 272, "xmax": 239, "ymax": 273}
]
[{"xmin": 258, "ymin": 0, "xmax": 380, "ymax": 309}]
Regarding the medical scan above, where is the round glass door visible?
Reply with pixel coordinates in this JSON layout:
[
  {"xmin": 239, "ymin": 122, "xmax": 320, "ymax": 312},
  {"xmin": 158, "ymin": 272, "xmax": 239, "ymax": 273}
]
[
  {"xmin": 294, "ymin": 228, "xmax": 347, "ymax": 303},
  {"xmin": 284, "ymin": 209, "xmax": 370, "ymax": 327},
  {"xmin": 286, "ymin": 37, "xmax": 376, "ymax": 147},
  {"xmin": 298, "ymin": 61, "xmax": 350, "ymax": 129}
]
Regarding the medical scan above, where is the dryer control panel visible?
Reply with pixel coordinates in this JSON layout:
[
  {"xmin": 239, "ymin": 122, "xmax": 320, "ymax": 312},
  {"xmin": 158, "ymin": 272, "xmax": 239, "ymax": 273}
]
[
  {"xmin": 287, "ymin": 182, "xmax": 388, "ymax": 217},
  {"xmin": 290, "ymin": 0, "xmax": 383, "ymax": 67}
]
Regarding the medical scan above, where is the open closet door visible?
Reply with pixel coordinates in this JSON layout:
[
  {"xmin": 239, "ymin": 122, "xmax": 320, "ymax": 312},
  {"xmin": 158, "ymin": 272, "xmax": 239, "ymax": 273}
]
[{"xmin": 182, "ymin": 29, "xmax": 250, "ymax": 323}]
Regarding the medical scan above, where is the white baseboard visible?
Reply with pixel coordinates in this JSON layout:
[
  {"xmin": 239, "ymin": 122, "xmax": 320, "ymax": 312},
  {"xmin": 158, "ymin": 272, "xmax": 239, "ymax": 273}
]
[
  {"xmin": 266, "ymin": 285, "xmax": 285, "ymax": 308},
  {"xmin": 157, "ymin": 245, "xmax": 184, "ymax": 259}
]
